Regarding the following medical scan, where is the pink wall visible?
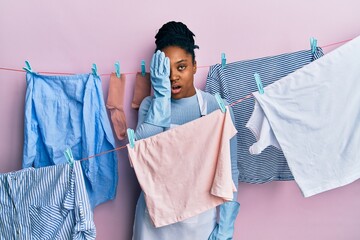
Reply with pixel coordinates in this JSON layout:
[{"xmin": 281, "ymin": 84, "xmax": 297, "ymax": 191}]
[{"xmin": 1, "ymin": 0, "xmax": 359, "ymax": 239}]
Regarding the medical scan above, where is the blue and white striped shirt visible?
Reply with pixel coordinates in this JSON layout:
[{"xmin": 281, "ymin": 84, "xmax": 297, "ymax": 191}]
[
  {"xmin": 205, "ymin": 48, "xmax": 324, "ymax": 183},
  {"xmin": 0, "ymin": 161, "xmax": 96, "ymax": 240}
]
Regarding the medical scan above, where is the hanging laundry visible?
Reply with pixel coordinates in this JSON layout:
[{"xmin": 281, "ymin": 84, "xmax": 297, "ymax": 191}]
[
  {"xmin": 127, "ymin": 106, "xmax": 237, "ymax": 228},
  {"xmin": 0, "ymin": 161, "xmax": 96, "ymax": 239},
  {"xmin": 247, "ymin": 35, "xmax": 360, "ymax": 197},
  {"xmin": 205, "ymin": 47, "xmax": 324, "ymax": 183},
  {"xmin": 22, "ymin": 72, "xmax": 118, "ymax": 208},
  {"xmin": 106, "ymin": 72, "xmax": 128, "ymax": 140},
  {"xmin": 132, "ymin": 89, "xmax": 239, "ymax": 240},
  {"xmin": 131, "ymin": 72, "xmax": 151, "ymax": 109}
]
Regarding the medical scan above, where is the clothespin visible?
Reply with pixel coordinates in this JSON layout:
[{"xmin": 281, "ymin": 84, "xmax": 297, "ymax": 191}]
[
  {"xmin": 127, "ymin": 128, "xmax": 135, "ymax": 148},
  {"xmin": 141, "ymin": 60, "xmax": 146, "ymax": 76},
  {"xmin": 64, "ymin": 147, "xmax": 75, "ymax": 168},
  {"xmin": 23, "ymin": 60, "xmax": 35, "ymax": 73},
  {"xmin": 310, "ymin": 37, "xmax": 317, "ymax": 54},
  {"xmin": 92, "ymin": 63, "xmax": 99, "ymax": 77},
  {"xmin": 254, "ymin": 73, "xmax": 264, "ymax": 94},
  {"xmin": 214, "ymin": 93, "xmax": 226, "ymax": 113},
  {"xmin": 221, "ymin": 53, "xmax": 226, "ymax": 69},
  {"xmin": 115, "ymin": 61, "xmax": 120, "ymax": 78}
]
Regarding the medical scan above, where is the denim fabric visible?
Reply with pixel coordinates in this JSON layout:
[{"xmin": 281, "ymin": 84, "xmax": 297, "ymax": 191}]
[{"xmin": 23, "ymin": 72, "xmax": 118, "ymax": 208}]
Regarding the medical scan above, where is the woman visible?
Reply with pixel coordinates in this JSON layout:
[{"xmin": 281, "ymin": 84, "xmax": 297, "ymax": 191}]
[{"xmin": 132, "ymin": 21, "xmax": 239, "ymax": 240}]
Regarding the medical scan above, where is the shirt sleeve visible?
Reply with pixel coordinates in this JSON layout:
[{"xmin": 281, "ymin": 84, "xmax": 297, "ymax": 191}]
[{"xmin": 135, "ymin": 96, "xmax": 165, "ymax": 140}]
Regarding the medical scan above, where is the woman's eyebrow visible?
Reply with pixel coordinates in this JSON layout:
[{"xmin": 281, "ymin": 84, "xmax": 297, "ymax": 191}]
[{"xmin": 175, "ymin": 59, "xmax": 187, "ymax": 64}]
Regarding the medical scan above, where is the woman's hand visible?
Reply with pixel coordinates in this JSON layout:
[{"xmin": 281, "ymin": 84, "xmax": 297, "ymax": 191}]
[{"xmin": 150, "ymin": 50, "xmax": 171, "ymax": 98}]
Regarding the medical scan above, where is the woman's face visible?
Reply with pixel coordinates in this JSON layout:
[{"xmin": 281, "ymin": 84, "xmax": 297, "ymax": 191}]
[{"xmin": 162, "ymin": 46, "xmax": 197, "ymax": 99}]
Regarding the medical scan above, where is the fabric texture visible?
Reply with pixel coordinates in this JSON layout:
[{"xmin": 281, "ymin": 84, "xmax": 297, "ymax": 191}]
[
  {"xmin": 205, "ymin": 47, "xmax": 324, "ymax": 183},
  {"xmin": 128, "ymin": 106, "xmax": 237, "ymax": 227},
  {"xmin": 247, "ymin": 36, "xmax": 360, "ymax": 197},
  {"xmin": 106, "ymin": 73, "xmax": 127, "ymax": 140},
  {"xmin": 23, "ymin": 72, "xmax": 118, "ymax": 208},
  {"xmin": 132, "ymin": 90, "xmax": 239, "ymax": 240},
  {"xmin": 131, "ymin": 72, "xmax": 151, "ymax": 109},
  {"xmin": 0, "ymin": 161, "xmax": 96, "ymax": 240}
]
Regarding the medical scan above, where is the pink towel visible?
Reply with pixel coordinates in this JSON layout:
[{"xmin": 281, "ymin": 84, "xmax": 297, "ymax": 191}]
[
  {"xmin": 106, "ymin": 73, "xmax": 127, "ymax": 140},
  {"xmin": 131, "ymin": 72, "xmax": 151, "ymax": 109},
  {"xmin": 127, "ymin": 106, "xmax": 237, "ymax": 227}
]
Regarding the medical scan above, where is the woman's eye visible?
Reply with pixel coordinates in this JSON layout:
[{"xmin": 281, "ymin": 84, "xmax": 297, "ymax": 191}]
[{"xmin": 178, "ymin": 65, "xmax": 186, "ymax": 71}]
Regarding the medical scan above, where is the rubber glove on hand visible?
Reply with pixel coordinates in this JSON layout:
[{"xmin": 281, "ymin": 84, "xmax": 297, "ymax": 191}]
[
  {"xmin": 208, "ymin": 201, "xmax": 240, "ymax": 240},
  {"xmin": 145, "ymin": 50, "xmax": 171, "ymax": 127}
]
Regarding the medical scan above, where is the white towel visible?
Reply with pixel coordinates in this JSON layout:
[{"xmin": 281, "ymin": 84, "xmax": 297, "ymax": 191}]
[{"xmin": 246, "ymin": 35, "xmax": 360, "ymax": 197}]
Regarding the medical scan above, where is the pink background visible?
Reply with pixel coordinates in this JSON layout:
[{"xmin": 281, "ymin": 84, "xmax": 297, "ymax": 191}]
[{"xmin": 1, "ymin": 0, "xmax": 360, "ymax": 239}]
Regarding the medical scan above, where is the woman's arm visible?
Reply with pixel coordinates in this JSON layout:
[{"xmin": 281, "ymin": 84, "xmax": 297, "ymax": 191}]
[{"xmin": 135, "ymin": 96, "xmax": 165, "ymax": 140}]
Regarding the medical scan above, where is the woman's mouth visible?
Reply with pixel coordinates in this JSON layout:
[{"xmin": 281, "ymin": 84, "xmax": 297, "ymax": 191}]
[{"xmin": 171, "ymin": 85, "xmax": 181, "ymax": 94}]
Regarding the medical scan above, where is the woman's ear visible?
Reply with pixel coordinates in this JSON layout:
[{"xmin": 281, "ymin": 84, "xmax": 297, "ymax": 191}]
[{"xmin": 193, "ymin": 60, "xmax": 197, "ymax": 74}]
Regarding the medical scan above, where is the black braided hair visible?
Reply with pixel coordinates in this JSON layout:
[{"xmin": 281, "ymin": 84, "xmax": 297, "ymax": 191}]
[{"xmin": 155, "ymin": 21, "xmax": 199, "ymax": 62}]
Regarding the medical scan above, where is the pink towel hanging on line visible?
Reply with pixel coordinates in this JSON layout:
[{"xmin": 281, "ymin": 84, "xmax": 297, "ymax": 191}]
[{"xmin": 127, "ymin": 106, "xmax": 237, "ymax": 227}]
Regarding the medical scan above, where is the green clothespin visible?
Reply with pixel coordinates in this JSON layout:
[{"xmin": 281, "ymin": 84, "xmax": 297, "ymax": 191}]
[
  {"xmin": 92, "ymin": 63, "xmax": 99, "ymax": 77},
  {"xmin": 127, "ymin": 128, "xmax": 135, "ymax": 148},
  {"xmin": 23, "ymin": 60, "xmax": 35, "ymax": 73},
  {"xmin": 215, "ymin": 93, "xmax": 226, "ymax": 113},
  {"xmin": 115, "ymin": 61, "xmax": 120, "ymax": 78},
  {"xmin": 221, "ymin": 53, "xmax": 226, "ymax": 69},
  {"xmin": 254, "ymin": 73, "xmax": 264, "ymax": 94},
  {"xmin": 310, "ymin": 37, "xmax": 317, "ymax": 54},
  {"xmin": 64, "ymin": 147, "xmax": 75, "ymax": 168}
]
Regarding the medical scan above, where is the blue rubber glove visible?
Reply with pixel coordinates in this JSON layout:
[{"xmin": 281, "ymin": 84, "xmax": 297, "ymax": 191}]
[
  {"xmin": 144, "ymin": 50, "xmax": 171, "ymax": 127},
  {"xmin": 208, "ymin": 201, "xmax": 240, "ymax": 240}
]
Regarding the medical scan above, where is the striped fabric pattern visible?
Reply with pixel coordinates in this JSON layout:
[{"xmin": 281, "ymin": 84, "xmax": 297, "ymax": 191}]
[
  {"xmin": 0, "ymin": 161, "xmax": 95, "ymax": 240},
  {"xmin": 205, "ymin": 48, "xmax": 324, "ymax": 183}
]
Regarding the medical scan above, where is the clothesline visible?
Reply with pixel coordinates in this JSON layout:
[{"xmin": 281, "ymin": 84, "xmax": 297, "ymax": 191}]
[
  {"xmin": 76, "ymin": 92, "xmax": 254, "ymax": 162},
  {"xmin": 1, "ymin": 37, "xmax": 353, "ymax": 163},
  {"xmin": 0, "ymin": 38, "xmax": 352, "ymax": 76}
]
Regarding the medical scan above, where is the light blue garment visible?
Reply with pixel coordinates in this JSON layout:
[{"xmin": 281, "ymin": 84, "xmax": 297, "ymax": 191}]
[
  {"xmin": 23, "ymin": 72, "xmax": 118, "ymax": 208},
  {"xmin": 133, "ymin": 89, "xmax": 239, "ymax": 240},
  {"xmin": 208, "ymin": 201, "xmax": 240, "ymax": 240},
  {"xmin": 145, "ymin": 50, "xmax": 171, "ymax": 127},
  {"xmin": 0, "ymin": 162, "xmax": 96, "ymax": 239}
]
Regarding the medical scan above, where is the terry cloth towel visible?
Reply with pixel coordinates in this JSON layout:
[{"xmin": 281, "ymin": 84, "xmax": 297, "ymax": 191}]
[
  {"xmin": 127, "ymin": 106, "xmax": 237, "ymax": 227},
  {"xmin": 246, "ymin": 36, "xmax": 360, "ymax": 197},
  {"xmin": 106, "ymin": 73, "xmax": 127, "ymax": 140},
  {"xmin": 131, "ymin": 72, "xmax": 151, "ymax": 109}
]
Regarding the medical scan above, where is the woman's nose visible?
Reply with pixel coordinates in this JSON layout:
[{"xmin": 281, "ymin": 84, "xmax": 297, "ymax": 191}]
[{"xmin": 169, "ymin": 70, "xmax": 178, "ymax": 81}]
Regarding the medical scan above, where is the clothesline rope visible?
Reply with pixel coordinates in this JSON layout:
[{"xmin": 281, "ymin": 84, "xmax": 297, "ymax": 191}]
[
  {"xmin": 0, "ymin": 38, "xmax": 352, "ymax": 76},
  {"xmin": 1, "ymin": 37, "xmax": 353, "ymax": 163},
  {"xmin": 78, "ymin": 92, "xmax": 255, "ymax": 162}
]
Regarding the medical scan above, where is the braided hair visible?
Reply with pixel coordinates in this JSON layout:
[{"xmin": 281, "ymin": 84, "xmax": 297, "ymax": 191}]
[{"xmin": 155, "ymin": 21, "xmax": 199, "ymax": 63}]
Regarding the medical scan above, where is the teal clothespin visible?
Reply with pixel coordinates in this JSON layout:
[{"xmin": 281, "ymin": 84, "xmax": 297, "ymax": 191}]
[
  {"xmin": 127, "ymin": 128, "xmax": 135, "ymax": 148},
  {"xmin": 92, "ymin": 63, "xmax": 99, "ymax": 77},
  {"xmin": 23, "ymin": 60, "xmax": 34, "ymax": 73},
  {"xmin": 115, "ymin": 61, "xmax": 120, "ymax": 78},
  {"xmin": 221, "ymin": 53, "xmax": 226, "ymax": 69},
  {"xmin": 254, "ymin": 73, "xmax": 264, "ymax": 94},
  {"xmin": 64, "ymin": 147, "xmax": 75, "ymax": 168},
  {"xmin": 310, "ymin": 37, "xmax": 317, "ymax": 54},
  {"xmin": 141, "ymin": 60, "xmax": 146, "ymax": 76},
  {"xmin": 215, "ymin": 93, "xmax": 226, "ymax": 113}
]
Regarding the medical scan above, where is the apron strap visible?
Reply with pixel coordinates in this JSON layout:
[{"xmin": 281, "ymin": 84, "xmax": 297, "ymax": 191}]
[{"xmin": 195, "ymin": 88, "xmax": 207, "ymax": 116}]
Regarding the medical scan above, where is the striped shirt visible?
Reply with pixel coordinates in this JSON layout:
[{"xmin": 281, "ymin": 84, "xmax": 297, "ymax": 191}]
[
  {"xmin": 0, "ymin": 161, "xmax": 96, "ymax": 240},
  {"xmin": 205, "ymin": 48, "xmax": 324, "ymax": 183}
]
